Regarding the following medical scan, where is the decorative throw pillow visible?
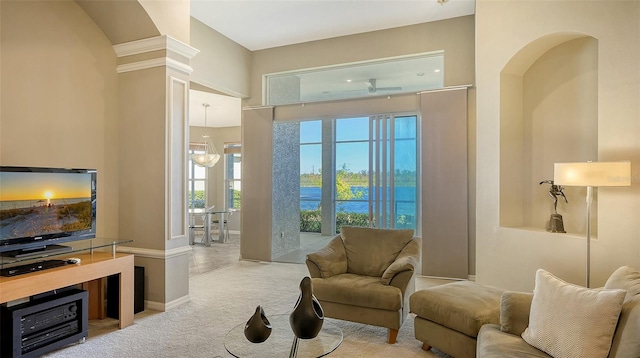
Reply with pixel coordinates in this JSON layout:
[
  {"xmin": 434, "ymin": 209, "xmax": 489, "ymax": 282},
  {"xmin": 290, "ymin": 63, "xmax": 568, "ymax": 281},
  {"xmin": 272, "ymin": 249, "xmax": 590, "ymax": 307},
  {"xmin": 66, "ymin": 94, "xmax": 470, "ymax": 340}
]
[{"xmin": 521, "ymin": 269, "xmax": 626, "ymax": 358}]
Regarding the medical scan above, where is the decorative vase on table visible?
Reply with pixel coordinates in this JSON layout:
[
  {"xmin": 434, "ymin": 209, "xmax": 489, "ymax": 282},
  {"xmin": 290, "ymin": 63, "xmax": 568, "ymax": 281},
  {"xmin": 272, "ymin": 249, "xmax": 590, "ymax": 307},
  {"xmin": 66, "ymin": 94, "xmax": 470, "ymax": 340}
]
[
  {"xmin": 244, "ymin": 305, "xmax": 272, "ymax": 343},
  {"xmin": 289, "ymin": 276, "xmax": 324, "ymax": 339}
]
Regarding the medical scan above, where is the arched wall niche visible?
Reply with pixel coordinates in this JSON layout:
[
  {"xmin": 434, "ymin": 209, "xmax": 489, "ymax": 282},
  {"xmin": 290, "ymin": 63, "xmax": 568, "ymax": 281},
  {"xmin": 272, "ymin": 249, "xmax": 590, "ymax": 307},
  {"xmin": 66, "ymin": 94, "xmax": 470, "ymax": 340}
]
[{"xmin": 499, "ymin": 33, "xmax": 599, "ymax": 237}]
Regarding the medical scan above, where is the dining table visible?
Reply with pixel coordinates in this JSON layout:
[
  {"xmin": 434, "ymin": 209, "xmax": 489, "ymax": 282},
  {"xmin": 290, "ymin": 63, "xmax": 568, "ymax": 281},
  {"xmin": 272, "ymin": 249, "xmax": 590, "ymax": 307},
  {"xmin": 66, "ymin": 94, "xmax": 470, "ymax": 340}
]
[{"xmin": 189, "ymin": 207, "xmax": 230, "ymax": 246}]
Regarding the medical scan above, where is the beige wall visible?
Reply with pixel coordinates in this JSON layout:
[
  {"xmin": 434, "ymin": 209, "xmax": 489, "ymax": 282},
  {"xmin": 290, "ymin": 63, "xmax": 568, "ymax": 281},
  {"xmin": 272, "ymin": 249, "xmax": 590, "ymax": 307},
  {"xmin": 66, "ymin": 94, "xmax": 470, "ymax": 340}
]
[
  {"xmin": 75, "ymin": 0, "xmax": 160, "ymax": 45},
  {"xmin": 140, "ymin": 0, "xmax": 190, "ymax": 44},
  {"xmin": 191, "ymin": 18, "xmax": 251, "ymax": 98},
  {"xmin": 1, "ymin": 0, "xmax": 196, "ymax": 309},
  {"xmin": 476, "ymin": 0, "xmax": 640, "ymax": 291},
  {"xmin": 78, "ymin": 0, "xmax": 189, "ymax": 45},
  {"xmin": 1, "ymin": 0, "xmax": 119, "ymax": 240},
  {"xmin": 247, "ymin": 15, "xmax": 475, "ymax": 106}
]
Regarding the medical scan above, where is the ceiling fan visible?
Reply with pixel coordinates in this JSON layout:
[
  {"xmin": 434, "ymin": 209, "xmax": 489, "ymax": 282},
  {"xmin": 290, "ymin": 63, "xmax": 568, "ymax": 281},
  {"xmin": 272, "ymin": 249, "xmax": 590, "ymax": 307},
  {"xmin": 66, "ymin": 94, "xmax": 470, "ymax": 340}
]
[
  {"xmin": 340, "ymin": 78, "xmax": 403, "ymax": 95},
  {"xmin": 365, "ymin": 78, "xmax": 402, "ymax": 93}
]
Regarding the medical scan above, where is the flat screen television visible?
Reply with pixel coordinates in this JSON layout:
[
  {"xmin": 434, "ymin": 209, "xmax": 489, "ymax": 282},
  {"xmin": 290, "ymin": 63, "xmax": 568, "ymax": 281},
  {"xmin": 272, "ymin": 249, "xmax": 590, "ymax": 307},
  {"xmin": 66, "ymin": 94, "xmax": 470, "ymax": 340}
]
[{"xmin": 0, "ymin": 166, "xmax": 97, "ymax": 258}]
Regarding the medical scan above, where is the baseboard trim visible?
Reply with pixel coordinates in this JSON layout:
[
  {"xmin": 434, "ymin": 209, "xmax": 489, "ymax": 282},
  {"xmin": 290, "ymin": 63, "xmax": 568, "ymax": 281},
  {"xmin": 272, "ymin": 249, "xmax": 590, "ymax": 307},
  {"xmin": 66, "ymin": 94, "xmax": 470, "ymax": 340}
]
[
  {"xmin": 117, "ymin": 245, "xmax": 192, "ymax": 260},
  {"xmin": 418, "ymin": 273, "xmax": 476, "ymax": 282},
  {"xmin": 145, "ymin": 294, "xmax": 190, "ymax": 312},
  {"xmin": 420, "ymin": 275, "xmax": 467, "ymax": 281}
]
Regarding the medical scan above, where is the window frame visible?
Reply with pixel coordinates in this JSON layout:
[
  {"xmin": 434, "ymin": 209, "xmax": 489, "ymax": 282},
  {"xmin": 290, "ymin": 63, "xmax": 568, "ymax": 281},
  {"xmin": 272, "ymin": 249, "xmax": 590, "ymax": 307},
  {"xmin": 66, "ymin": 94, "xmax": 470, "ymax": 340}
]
[
  {"xmin": 225, "ymin": 143, "xmax": 242, "ymax": 210},
  {"xmin": 188, "ymin": 145, "xmax": 208, "ymax": 209}
]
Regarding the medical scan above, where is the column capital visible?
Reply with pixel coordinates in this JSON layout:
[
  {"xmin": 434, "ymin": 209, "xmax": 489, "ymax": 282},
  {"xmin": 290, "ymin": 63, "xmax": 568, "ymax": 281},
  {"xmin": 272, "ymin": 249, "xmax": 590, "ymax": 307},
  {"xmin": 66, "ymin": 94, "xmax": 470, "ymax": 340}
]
[
  {"xmin": 113, "ymin": 35, "xmax": 199, "ymax": 59},
  {"xmin": 114, "ymin": 35, "xmax": 199, "ymax": 74}
]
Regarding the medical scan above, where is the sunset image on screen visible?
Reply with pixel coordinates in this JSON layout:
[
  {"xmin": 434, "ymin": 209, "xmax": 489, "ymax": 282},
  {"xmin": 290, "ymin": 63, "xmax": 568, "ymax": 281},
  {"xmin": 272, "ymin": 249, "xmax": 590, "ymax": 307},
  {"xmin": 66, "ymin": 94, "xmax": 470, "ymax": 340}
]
[
  {"xmin": 0, "ymin": 172, "xmax": 93, "ymax": 240},
  {"xmin": 0, "ymin": 173, "xmax": 90, "ymax": 203}
]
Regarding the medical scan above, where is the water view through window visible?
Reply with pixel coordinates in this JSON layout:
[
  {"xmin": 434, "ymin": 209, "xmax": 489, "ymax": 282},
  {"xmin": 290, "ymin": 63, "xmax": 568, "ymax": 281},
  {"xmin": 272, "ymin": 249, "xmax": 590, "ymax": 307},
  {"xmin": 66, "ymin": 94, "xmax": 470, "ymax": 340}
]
[{"xmin": 299, "ymin": 115, "xmax": 418, "ymax": 233}]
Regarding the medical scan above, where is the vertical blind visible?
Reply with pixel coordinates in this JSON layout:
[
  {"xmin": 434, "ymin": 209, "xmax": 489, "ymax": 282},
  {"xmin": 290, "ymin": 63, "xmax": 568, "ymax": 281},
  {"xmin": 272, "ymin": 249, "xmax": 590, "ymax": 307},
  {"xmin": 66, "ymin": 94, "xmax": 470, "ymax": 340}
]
[{"xmin": 420, "ymin": 87, "xmax": 469, "ymax": 279}]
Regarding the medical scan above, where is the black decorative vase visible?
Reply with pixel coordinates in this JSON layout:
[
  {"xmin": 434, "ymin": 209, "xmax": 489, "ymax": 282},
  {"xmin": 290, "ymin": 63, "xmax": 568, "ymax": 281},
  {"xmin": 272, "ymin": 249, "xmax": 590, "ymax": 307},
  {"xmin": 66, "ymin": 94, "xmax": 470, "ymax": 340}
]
[
  {"xmin": 244, "ymin": 305, "xmax": 272, "ymax": 343},
  {"xmin": 289, "ymin": 276, "xmax": 324, "ymax": 339}
]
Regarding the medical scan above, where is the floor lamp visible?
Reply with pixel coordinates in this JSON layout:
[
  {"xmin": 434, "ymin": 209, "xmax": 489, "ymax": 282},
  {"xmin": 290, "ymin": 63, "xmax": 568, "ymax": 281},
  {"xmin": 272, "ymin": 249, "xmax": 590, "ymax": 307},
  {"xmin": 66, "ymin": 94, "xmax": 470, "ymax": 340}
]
[{"xmin": 553, "ymin": 161, "xmax": 631, "ymax": 288}]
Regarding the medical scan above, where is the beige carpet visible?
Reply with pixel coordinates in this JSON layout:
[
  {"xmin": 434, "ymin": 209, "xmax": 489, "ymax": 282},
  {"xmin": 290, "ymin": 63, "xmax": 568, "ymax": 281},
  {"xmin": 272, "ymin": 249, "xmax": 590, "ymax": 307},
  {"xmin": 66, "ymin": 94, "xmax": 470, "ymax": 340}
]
[{"xmin": 43, "ymin": 260, "xmax": 450, "ymax": 357}]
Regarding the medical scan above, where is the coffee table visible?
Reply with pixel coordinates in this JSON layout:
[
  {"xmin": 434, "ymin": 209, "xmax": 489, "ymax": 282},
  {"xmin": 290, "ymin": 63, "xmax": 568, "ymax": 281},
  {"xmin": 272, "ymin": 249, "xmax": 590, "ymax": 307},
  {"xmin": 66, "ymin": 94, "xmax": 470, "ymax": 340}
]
[{"xmin": 224, "ymin": 314, "xmax": 343, "ymax": 357}]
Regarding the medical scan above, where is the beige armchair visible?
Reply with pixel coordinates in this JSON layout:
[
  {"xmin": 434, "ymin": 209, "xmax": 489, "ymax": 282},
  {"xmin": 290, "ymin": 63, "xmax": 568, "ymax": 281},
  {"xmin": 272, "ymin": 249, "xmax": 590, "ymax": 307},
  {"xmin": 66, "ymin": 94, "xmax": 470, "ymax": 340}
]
[{"xmin": 305, "ymin": 226, "xmax": 420, "ymax": 344}]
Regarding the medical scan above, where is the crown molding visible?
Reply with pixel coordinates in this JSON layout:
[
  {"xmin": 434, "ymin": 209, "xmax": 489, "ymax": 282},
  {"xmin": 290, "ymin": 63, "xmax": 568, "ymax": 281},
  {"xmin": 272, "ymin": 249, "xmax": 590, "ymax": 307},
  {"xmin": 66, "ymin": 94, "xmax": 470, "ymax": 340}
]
[
  {"xmin": 116, "ymin": 57, "xmax": 194, "ymax": 74},
  {"xmin": 113, "ymin": 35, "xmax": 199, "ymax": 59}
]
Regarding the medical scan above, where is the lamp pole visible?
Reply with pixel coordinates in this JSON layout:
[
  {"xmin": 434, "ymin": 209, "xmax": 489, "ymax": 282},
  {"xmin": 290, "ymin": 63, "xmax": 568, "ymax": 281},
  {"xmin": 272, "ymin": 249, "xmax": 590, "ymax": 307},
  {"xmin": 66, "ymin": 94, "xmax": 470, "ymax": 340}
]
[
  {"xmin": 585, "ymin": 185, "xmax": 593, "ymax": 288},
  {"xmin": 553, "ymin": 161, "xmax": 630, "ymax": 289}
]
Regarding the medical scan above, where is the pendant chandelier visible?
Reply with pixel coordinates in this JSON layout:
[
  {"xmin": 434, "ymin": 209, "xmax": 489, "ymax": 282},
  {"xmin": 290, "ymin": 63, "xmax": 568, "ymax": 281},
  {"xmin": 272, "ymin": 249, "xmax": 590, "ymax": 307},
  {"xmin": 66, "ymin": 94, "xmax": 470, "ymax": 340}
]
[{"xmin": 191, "ymin": 103, "xmax": 220, "ymax": 167}]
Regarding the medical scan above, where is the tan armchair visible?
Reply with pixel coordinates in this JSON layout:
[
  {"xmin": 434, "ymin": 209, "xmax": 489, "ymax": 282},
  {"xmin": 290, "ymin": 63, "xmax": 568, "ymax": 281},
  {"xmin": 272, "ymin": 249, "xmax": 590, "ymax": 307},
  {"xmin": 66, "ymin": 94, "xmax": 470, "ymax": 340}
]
[{"xmin": 305, "ymin": 226, "xmax": 420, "ymax": 344}]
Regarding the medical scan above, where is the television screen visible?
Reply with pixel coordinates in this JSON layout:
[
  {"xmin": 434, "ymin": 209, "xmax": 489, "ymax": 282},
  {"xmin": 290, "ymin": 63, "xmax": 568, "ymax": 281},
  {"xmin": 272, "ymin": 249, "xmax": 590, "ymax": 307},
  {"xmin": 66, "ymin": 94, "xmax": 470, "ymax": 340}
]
[{"xmin": 0, "ymin": 167, "xmax": 97, "ymax": 256}]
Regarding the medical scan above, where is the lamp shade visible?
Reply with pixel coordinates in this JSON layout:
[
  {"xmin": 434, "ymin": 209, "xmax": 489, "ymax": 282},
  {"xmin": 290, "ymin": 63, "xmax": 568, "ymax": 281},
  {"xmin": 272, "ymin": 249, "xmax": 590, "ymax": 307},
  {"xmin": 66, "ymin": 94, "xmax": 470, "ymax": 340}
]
[
  {"xmin": 191, "ymin": 103, "xmax": 220, "ymax": 168},
  {"xmin": 192, "ymin": 152, "xmax": 220, "ymax": 167},
  {"xmin": 554, "ymin": 161, "xmax": 631, "ymax": 187}
]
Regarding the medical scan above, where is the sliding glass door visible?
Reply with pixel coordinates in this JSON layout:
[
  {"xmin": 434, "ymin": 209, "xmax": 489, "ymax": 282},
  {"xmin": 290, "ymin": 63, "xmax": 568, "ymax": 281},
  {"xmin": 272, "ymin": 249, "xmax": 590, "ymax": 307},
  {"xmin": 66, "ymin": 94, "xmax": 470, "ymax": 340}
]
[
  {"xmin": 335, "ymin": 117, "xmax": 370, "ymax": 228},
  {"xmin": 292, "ymin": 113, "xmax": 418, "ymax": 235},
  {"xmin": 299, "ymin": 121, "xmax": 323, "ymax": 233},
  {"xmin": 335, "ymin": 115, "xmax": 418, "ymax": 231},
  {"xmin": 389, "ymin": 115, "xmax": 418, "ymax": 229}
]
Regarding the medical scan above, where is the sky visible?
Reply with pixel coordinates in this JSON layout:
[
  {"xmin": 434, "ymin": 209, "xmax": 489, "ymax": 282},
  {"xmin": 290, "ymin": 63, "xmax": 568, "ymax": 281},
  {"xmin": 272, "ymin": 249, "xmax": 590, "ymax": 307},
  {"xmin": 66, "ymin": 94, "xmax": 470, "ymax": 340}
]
[
  {"xmin": 299, "ymin": 116, "xmax": 417, "ymax": 174},
  {"xmin": 0, "ymin": 172, "xmax": 91, "ymax": 201}
]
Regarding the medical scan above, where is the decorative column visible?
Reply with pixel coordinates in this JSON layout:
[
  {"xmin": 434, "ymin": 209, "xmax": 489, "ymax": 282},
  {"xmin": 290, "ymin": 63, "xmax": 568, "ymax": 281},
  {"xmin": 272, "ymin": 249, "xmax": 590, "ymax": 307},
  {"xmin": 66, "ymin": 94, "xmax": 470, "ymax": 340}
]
[{"xmin": 113, "ymin": 35, "xmax": 199, "ymax": 310}]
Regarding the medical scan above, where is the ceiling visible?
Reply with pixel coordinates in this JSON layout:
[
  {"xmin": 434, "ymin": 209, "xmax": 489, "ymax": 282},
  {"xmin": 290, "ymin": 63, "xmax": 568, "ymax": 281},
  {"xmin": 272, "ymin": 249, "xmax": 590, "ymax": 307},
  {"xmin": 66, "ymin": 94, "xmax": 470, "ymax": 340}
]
[
  {"xmin": 189, "ymin": 90, "xmax": 242, "ymax": 127},
  {"xmin": 191, "ymin": 0, "xmax": 476, "ymax": 51},
  {"xmin": 188, "ymin": 0, "xmax": 476, "ymax": 127}
]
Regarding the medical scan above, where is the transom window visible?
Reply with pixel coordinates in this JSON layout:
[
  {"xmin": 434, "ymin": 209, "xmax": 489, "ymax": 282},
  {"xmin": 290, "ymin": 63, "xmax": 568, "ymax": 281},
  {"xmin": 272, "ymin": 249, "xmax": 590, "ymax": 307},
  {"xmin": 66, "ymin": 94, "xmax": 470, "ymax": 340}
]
[{"xmin": 264, "ymin": 51, "xmax": 444, "ymax": 105}]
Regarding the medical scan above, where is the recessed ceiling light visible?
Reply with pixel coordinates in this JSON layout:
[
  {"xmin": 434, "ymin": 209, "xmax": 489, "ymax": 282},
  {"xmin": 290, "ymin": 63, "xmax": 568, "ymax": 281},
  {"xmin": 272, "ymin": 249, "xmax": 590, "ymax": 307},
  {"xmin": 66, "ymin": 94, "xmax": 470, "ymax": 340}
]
[
  {"xmin": 346, "ymin": 79, "xmax": 352, "ymax": 83},
  {"xmin": 434, "ymin": 69, "xmax": 441, "ymax": 73}
]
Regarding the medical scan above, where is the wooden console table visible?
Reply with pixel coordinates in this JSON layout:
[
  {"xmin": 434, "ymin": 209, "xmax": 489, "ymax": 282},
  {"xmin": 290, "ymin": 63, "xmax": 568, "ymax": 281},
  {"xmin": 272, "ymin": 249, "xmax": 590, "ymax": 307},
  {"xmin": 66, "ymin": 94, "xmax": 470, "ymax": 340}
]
[{"xmin": 0, "ymin": 252, "xmax": 134, "ymax": 329}]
